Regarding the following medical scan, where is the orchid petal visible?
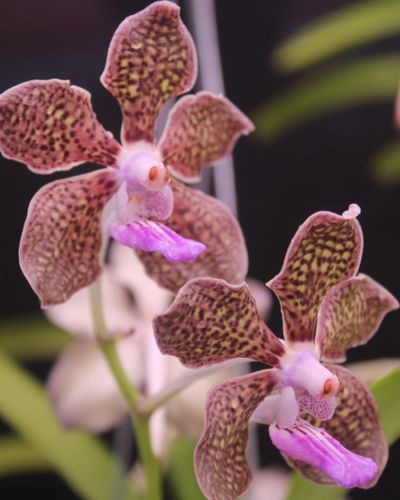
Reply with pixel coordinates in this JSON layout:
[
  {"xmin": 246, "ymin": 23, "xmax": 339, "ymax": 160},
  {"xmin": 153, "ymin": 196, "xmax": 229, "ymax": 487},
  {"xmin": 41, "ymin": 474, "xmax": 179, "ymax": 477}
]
[
  {"xmin": 45, "ymin": 268, "xmax": 138, "ymax": 340},
  {"xmin": 267, "ymin": 205, "xmax": 363, "ymax": 345},
  {"xmin": 316, "ymin": 274, "xmax": 399, "ymax": 362},
  {"xmin": 101, "ymin": 1, "xmax": 197, "ymax": 144},
  {"xmin": 154, "ymin": 278, "xmax": 285, "ymax": 367},
  {"xmin": 159, "ymin": 92, "xmax": 254, "ymax": 182},
  {"xmin": 20, "ymin": 170, "xmax": 118, "ymax": 306},
  {"xmin": 47, "ymin": 333, "xmax": 145, "ymax": 433},
  {"xmin": 195, "ymin": 370, "xmax": 277, "ymax": 500},
  {"xmin": 269, "ymin": 420, "xmax": 378, "ymax": 489},
  {"xmin": 137, "ymin": 180, "xmax": 248, "ymax": 292},
  {"xmin": 0, "ymin": 80, "xmax": 120, "ymax": 173},
  {"xmin": 108, "ymin": 243, "xmax": 172, "ymax": 320},
  {"xmin": 285, "ymin": 364, "xmax": 388, "ymax": 488},
  {"xmin": 110, "ymin": 219, "xmax": 206, "ymax": 263}
]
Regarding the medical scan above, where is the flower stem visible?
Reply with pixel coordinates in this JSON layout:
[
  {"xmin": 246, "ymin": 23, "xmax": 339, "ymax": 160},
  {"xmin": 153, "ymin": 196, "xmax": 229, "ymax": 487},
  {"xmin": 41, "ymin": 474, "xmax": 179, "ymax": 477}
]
[{"xmin": 89, "ymin": 282, "xmax": 162, "ymax": 500}]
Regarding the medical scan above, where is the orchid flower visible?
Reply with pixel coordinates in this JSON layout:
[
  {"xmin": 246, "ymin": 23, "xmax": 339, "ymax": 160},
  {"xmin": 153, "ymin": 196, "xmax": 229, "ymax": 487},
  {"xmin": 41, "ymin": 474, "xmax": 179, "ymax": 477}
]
[
  {"xmin": 154, "ymin": 204, "xmax": 399, "ymax": 499},
  {"xmin": 46, "ymin": 244, "xmax": 265, "ymax": 456},
  {"xmin": 0, "ymin": 1, "xmax": 252, "ymax": 306}
]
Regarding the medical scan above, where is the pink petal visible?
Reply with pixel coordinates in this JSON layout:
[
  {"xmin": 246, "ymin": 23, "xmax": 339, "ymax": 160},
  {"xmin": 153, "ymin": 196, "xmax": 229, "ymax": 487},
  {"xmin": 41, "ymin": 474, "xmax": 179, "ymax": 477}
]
[
  {"xmin": 154, "ymin": 278, "xmax": 285, "ymax": 368},
  {"xmin": 0, "ymin": 80, "xmax": 120, "ymax": 173},
  {"xmin": 285, "ymin": 364, "xmax": 388, "ymax": 488},
  {"xmin": 195, "ymin": 370, "xmax": 277, "ymax": 500},
  {"xmin": 47, "ymin": 333, "xmax": 146, "ymax": 432},
  {"xmin": 315, "ymin": 274, "xmax": 399, "ymax": 362},
  {"xmin": 110, "ymin": 219, "xmax": 206, "ymax": 263},
  {"xmin": 100, "ymin": 1, "xmax": 197, "ymax": 144},
  {"xmin": 269, "ymin": 421, "xmax": 378, "ymax": 488},
  {"xmin": 137, "ymin": 180, "xmax": 248, "ymax": 292},
  {"xmin": 267, "ymin": 205, "xmax": 363, "ymax": 346},
  {"xmin": 20, "ymin": 170, "xmax": 118, "ymax": 306},
  {"xmin": 159, "ymin": 92, "xmax": 254, "ymax": 183}
]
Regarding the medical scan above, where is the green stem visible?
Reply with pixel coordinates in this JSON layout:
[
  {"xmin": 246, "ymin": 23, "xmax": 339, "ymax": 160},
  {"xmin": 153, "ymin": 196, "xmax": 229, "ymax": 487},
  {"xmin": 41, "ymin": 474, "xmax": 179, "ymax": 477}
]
[{"xmin": 89, "ymin": 282, "xmax": 162, "ymax": 500}]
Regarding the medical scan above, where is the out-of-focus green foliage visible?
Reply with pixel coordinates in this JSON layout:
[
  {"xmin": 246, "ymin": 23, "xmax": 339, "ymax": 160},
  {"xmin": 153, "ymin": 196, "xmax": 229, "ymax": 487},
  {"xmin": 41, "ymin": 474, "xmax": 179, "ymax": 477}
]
[
  {"xmin": 274, "ymin": 0, "xmax": 400, "ymax": 72},
  {"xmin": 166, "ymin": 438, "xmax": 204, "ymax": 500},
  {"xmin": 254, "ymin": 55, "xmax": 400, "ymax": 140},
  {"xmin": 0, "ymin": 315, "xmax": 70, "ymax": 361},
  {"xmin": 370, "ymin": 140, "xmax": 400, "ymax": 184},
  {"xmin": 0, "ymin": 436, "xmax": 48, "ymax": 476},
  {"xmin": 0, "ymin": 348, "xmax": 137, "ymax": 500},
  {"xmin": 287, "ymin": 367, "xmax": 400, "ymax": 500}
]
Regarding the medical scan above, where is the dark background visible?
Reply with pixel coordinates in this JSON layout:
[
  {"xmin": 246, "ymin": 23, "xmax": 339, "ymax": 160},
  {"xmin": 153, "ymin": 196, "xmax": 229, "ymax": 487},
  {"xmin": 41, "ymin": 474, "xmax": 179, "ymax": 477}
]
[{"xmin": 0, "ymin": 0, "xmax": 399, "ymax": 498}]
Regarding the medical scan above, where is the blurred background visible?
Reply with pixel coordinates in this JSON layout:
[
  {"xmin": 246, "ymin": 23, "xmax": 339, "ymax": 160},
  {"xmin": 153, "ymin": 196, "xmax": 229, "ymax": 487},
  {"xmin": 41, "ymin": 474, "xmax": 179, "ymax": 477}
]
[{"xmin": 0, "ymin": 0, "xmax": 399, "ymax": 498}]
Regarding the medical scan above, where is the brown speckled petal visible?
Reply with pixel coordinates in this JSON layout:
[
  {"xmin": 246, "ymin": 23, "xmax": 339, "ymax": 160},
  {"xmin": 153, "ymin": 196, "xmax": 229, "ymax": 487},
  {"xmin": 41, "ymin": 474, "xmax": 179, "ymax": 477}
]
[
  {"xmin": 285, "ymin": 364, "xmax": 387, "ymax": 488},
  {"xmin": 137, "ymin": 180, "xmax": 248, "ymax": 292},
  {"xmin": 154, "ymin": 278, "xmax": 285, "ymax": 367},
  {"xmin": 316, "ymin": 274, "xmax": 399, "ymax": 363},
  {"xmin": 101, "ymin": 1, "xmax": 197, "ymax": 144},
  {"xmin": 267, "ymin": 206, "xmax": 363, "ymax": 345},
  {"xmin": 195, "ymin": 369, "xmax": 278, "ymax": 500},
  {"xmin": 0, "ymin": 80, "xmax": 121, "ymax": 173},
  {"xmin": 159, "ymin": 91, "xmax": 254, "ymax": 182},
  {"xmin": 20, "ymin": 170, "xmax": 118, "ymax": 306}
]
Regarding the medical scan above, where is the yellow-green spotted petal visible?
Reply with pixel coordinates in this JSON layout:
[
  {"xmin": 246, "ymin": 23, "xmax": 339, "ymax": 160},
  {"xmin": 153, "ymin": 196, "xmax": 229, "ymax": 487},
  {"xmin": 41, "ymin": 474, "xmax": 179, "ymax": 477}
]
[
  {"xmin": 195, "ymin": 370, "xmax": 277, "ymax": 500},
  {"xmin": 267, "ymin": 205, "xmax": 363, "ymax": 345},
  {"xmin": 20, "ymin": 170, "xmax": 118, "ymax": 306},
  {"xmin": 136, "ymin": 180, "xmax": 248, "ymax": 292},
  {"xmin": 316, "ymin": 274, "xmax": 399, "ymax": 362},
  {"xmin": 159, "ymin": 91, "xmax": 254, "ymax": 183},
  {"xmin": 0, "ymin": 80, "xmax": 120, "ymax": 173},
  {"xmin": 154, "ymin": 278, "xmax": 285, "ymax": 367},
  {"xmin": 101, "ymin": 1, "xmax": 197, "ymax": 144}
]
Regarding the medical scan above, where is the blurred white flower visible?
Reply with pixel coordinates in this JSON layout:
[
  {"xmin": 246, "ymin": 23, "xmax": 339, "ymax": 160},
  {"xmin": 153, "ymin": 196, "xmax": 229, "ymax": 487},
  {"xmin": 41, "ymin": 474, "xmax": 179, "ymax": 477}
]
[{"xmin": 46, "ymin": 244, "xmax": 271, "ymax": 458}]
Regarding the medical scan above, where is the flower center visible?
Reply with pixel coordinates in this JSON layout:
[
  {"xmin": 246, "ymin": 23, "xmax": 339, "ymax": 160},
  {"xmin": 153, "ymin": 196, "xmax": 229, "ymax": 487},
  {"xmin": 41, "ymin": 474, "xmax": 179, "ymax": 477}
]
[
  {"xmin": 117, "ymin": 142, "xmax": 171, "ymax": 192},
  {"xmin": 279, "ymin": 347, "xmax": 339, "ymax": 398}
]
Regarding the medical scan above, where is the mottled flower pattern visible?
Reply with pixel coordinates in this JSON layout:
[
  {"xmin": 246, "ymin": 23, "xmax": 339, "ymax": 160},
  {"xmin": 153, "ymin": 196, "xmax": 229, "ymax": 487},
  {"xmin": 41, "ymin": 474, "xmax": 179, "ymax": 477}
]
[
  {"xmin": 154, "ymin": 204, "xmax": 398, "ymax": 500},
  {"xmin": 0, "ymin": 1, "xmax": 252, "ymax": 306}
]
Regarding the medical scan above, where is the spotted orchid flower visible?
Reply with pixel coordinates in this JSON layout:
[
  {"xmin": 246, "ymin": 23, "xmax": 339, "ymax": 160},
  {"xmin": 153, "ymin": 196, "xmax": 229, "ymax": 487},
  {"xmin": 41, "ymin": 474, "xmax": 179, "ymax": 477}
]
[
  {"xmin": 0, "ymin": 1, "xmax": 252, "ymax": 306},
  {"xmin": 154, "ymin": 204, "xmax": 399, "ymax": 500}
]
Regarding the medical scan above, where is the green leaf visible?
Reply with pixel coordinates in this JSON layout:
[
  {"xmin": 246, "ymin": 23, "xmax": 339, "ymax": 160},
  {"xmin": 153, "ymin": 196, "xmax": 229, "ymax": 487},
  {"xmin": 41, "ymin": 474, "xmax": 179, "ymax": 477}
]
[
  {"xmin": 369, "ymin": 140, "xmax": 400, "ymax": 185},
  {"xmin": 372, "ymin": 367, "xmax": 400, "ymax": 443},
  {"xmin": 253, "ymin": 55, "xmax": 400, "ymax": 140},
  {"xmin": 0, "ymin": 348, "xmax": 137, "ymax": 500},
  {"xmin": 0, "ymin": 315, "xmax": 71, "ymax": 361},
  {"xmin": 166, "ymin": 438, "xmax": 204, "ymax": 500},
  {"xmin": 286, "ymin": 473, "xmax": 344, "ymax": 500},
  {"xmin": 274, "ymin": 0, "xmax": 400, "ymax": 72},
  {"xmin": 287, "ymin": 367, "xmax": 400, "ymax": 500},
  {"xmin": 0, "ymin": 436, "xmax": 49, "ymax": 476}
]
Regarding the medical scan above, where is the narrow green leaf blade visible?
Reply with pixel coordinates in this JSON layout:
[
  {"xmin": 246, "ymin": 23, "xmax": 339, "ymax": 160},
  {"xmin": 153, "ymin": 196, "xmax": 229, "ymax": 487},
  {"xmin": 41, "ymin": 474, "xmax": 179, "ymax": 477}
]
[
  {"xmin": 370, "ymin": 140, "xmax": 400, "ymax": 185},
  {"xmin": 166, "ymin": 438, "xmax": 204, "ymax": 500},
  {"xmin": 372, "ymin": 367, "xmax": 400, "ymax": 443},
  {"xmin": 274, "ymin": 0, "xmax": 400, "ymax": 72},
  {"xmin": 0, "ymin": 315, "xmax": 70, "ymax": 361},
  {"xmin": 253, "ymin": 55, "xmax": 400, "ymax": 140},
  {"xmin": 0, "ymin": 349, "xmax": 136, "ymax": 500},
  {"xmin": 0, "ymin": 436, "xmax": 49, "ymax": 476},
  {"xmin": 286, "ymin": 367, "xmax": 400, "ymax": 500}
]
